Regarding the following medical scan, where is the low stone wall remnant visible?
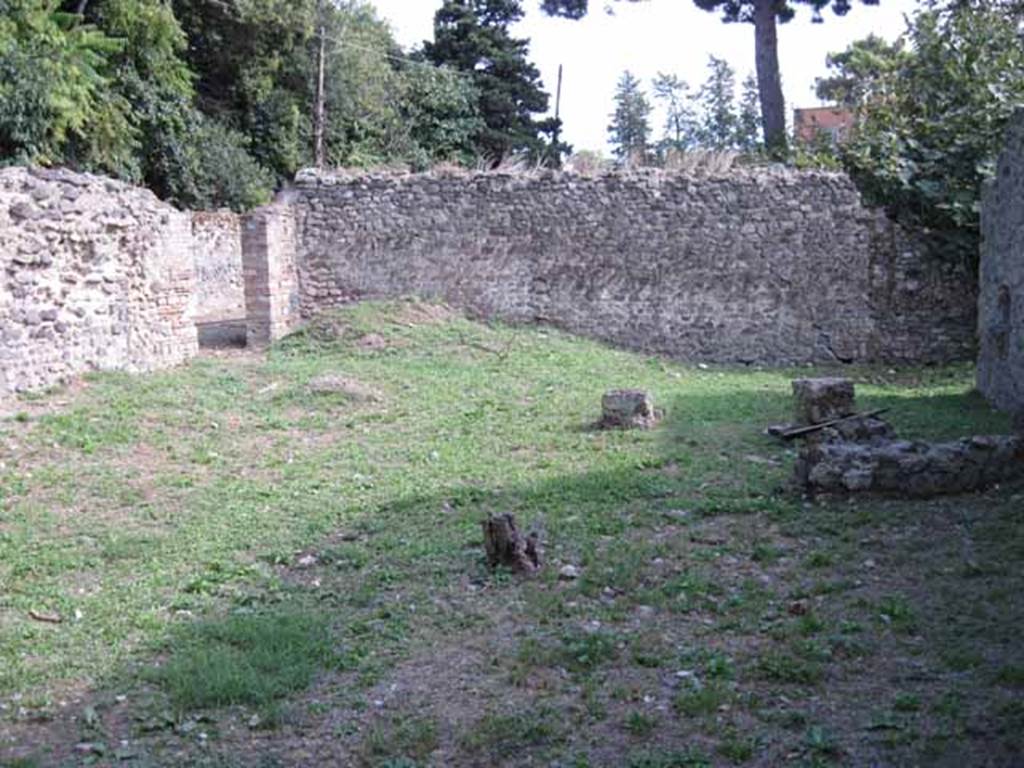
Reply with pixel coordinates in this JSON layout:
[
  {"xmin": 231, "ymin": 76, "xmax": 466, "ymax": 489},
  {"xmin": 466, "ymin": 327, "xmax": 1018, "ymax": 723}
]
[{"xmin": 796, "ymin": 436, "xmax": 1024, "ymax": 497}]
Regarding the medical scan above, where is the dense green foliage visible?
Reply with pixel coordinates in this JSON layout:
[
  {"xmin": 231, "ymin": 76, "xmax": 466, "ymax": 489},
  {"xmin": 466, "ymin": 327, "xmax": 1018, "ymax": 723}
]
[
  {"xmin": 425, "ymin": 0, "xmax": 564, "ymax": 164},
  {"xmin": 814, "ymin": 33, "xmax": 908, "ymax": 108},
  {"xmin": 0, "ymin": 0, "xmax": 490, "ymax": 208},
  {"xmin": 0, "ymin": 1, "xmax": 136, "ymax": 174},
  {"xmin": 827, "ymin": 1, "xmax": 1024, "ymax": 254}
]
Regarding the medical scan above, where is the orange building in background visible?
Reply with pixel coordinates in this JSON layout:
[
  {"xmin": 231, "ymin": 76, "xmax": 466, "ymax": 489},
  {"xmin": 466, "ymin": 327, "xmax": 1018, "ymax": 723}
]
[{"xmin": 793, "ymin": 106, "xmax": 855, "ymax": 145}]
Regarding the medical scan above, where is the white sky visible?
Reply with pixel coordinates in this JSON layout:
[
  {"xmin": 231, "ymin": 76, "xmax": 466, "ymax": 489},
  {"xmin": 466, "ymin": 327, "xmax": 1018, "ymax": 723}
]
[{"xmin": 370, "ymin": 0, "xmax": 921, "ymax": 153}]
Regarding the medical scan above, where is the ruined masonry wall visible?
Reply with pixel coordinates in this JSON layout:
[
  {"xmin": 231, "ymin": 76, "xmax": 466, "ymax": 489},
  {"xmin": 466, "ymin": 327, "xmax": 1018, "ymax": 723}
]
[
  {"xmin": 979, "ymin": 109, "xmax": 1024, "ymax": 415},
  {"xmin": 0, "ymin": 167, "xmax": 197, "ymax": 398},
  {"xmin": 294, "ymin": 168, "xmax": 976, "ymax": 365}
]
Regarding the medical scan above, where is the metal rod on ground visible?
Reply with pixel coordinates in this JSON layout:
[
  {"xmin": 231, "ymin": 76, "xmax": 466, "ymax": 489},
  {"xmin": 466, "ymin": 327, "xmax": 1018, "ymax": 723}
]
[{"xmin": 778, "ymin": 408, "xmax": 891, "ymax": 440}]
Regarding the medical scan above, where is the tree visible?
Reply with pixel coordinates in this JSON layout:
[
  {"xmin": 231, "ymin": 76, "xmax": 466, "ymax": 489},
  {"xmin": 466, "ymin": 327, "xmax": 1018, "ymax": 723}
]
[
  {"xmin": 396, "ymin": 63, "xmax": 484, "ymax": 169},
  {"xmin": 541, "ymin": 0, "xmax": 881, "ymax": 156},
  {"xmin": 424, "ymin": 0, "xmax": 562, "ymax": 163},
  {"xmin": 735, "ymin": 73, "xmax": 762, "ymax": 151},
  {"xmin": 694, "ymin": 55, "xmax": 738, "ymax": 149},
  {"xmin": 607, "ymin": 70, "xmax": 651, "ymax": 162},
  {"xmin": 0, "ymin": 0, "xmax": 136, "ymax": 174},
  {"xmin": 838, "ymin": 0, "xmax": 1024, "ymax": 255},
  {"xmin": 652, "ymin": 72, "xmax": 698, "ymax": 154},
  {"xmin": 814, "ymin": 33, "xmax": 908, "ymax": 108},
  {"xmin": 170, "ymin": 0, "xmax": 316, "ymax": 180}
]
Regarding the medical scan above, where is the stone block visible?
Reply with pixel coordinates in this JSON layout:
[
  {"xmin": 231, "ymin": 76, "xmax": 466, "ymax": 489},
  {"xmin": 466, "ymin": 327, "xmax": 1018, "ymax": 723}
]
[
  {"xmin": 601, "ymin": 389, "xmax": 657, "ymax": 429},
  {"xmin": 793, "ymin": 377, "xmax": 855, "ymax": 425}
]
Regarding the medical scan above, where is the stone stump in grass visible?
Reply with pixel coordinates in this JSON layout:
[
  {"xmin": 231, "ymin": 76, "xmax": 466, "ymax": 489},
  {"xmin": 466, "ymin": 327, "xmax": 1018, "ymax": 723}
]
[
  {"xmin": 601, "ymin": 389, "xmax": 658, "ymax": 430},
  {"xmin": 792, "ymin": 378, "xmax": 855, "ymax": 425},
  {"xmin": 482, "ymin": 514, "xmax": 541, "ymax": 574}
]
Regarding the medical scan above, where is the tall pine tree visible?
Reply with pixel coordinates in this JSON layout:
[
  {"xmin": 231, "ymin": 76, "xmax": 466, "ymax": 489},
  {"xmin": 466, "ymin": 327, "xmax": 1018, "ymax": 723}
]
[
  {"xmin": 695, "ymin": 56, "xmax": 737, "ymax": 149},
  {"xmin": 736, "ymin": 73, "xmax": 762, "ymax": 151},
  {"xmin": 652, "ymin": 72, "xmax": 698, "ymax": 155},
  {"xmin": 424, "ymin": 0, "xmax": 562, "ymax": 164},
  {"xmin": 607, "ymin": 70, "xmax": 651, "ymax": 162}
]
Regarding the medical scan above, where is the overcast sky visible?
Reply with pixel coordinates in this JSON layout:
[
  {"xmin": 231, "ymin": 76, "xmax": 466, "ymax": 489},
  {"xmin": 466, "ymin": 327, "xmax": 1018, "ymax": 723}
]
[{"xmin": 370, "ymin": 0, "xmax": 921, "ymax": 153}]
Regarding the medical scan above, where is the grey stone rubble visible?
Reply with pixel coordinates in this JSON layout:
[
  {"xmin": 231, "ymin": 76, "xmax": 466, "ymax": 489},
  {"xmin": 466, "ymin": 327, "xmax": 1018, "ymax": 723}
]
[
  {"xmin": 795, "ymin": 435, "xmax": 1024, "ymax": 498},
  {"xmin": 978, "ymin": 107, "xmax": 1024, "ymax": 416},
  {"xmin": 791, "ymin": 377, "xmax": 1024, "ymax": 497}
]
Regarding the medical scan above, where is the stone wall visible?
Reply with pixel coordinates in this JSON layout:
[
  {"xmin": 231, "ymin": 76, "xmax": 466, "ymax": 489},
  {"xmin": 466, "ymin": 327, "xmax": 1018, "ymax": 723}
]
[
  {"xmin": 979, "ymin": 109, "xmax": 1024, "ymax": 415},
  {"xmin": 0, "ymin": 167, "xmax": 197, "ymax": 398},
  {"xmin": 192, "ymin": 211, "xmax": 244, "ymax": 323},
  {"xmin": 293, "ymin": 168, "xmax": 976, "ymax": 364}
]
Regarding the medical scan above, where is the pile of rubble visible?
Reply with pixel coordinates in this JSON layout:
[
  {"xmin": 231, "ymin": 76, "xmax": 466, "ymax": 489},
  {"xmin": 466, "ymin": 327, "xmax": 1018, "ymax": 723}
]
[{"xmin": 784, "ymin": 378, "xmax": 1023, "ymax": 498}]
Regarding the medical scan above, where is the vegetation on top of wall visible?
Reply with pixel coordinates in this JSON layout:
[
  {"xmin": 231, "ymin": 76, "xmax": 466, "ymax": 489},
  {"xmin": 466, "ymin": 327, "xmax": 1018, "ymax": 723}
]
[{"xmin": 813, "ymin": 0, "xmax": 1024, "ymax": 263}]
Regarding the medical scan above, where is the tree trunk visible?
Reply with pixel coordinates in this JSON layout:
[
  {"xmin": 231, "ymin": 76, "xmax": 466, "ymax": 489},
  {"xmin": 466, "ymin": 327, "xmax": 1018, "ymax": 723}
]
[
  {"xmin": 482, "ymin": 514, "xmax": 541, "ymax": 574},
  {"xmin": 752, "ymin": 0, "xmax": 787, "ymax": 156}
]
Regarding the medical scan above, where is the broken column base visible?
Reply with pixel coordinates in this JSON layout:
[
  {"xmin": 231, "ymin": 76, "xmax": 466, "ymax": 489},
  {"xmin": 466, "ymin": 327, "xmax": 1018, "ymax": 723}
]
[
  {"xmin": 793, "ymin": 377, "xmax": 855, "ymax": 425},
  {"xmin": 795, "ymin": 435, "xmax": 1024, "ymax": 497},
  {"xmin": 600, "ymin": 389, "xmax": 659, "ymax": 430}
]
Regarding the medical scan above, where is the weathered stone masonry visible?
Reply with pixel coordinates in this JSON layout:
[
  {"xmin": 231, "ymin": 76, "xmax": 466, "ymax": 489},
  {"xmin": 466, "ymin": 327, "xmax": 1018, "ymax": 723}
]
[
  {"xmin": 0, "ymin": 167, "xmax": 197, "ymax": 398},
  {"xmin": 979, "ymin": 109, "xmax": 1024, "ymax": 416},
  {"xmin": 2, "ymin": 163, "xmax": 982, "ymax": 401},
  {"xmin": 293, "ymin": 168, "xmax": 976, "ymax": 365}
]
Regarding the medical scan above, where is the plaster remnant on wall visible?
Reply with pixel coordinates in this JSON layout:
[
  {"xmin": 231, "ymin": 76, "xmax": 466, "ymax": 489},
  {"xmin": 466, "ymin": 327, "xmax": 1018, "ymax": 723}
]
[{"xmin": 192, "ymin": 210, "xmax": 244, "ymax": 324}]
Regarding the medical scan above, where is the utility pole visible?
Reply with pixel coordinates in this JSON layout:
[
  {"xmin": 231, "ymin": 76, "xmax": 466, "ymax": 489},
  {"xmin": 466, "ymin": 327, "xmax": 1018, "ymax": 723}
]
[
  {"xmin": 313, "ymin": 1, "xmax": 327, "ymax": 168},
  {"xmin": 555, "ymin": 64, "xmax": 563, "ymax": 125},
  {"xmin": 551, "ymin": 64, "xmax": 564, "ymax": 163}
]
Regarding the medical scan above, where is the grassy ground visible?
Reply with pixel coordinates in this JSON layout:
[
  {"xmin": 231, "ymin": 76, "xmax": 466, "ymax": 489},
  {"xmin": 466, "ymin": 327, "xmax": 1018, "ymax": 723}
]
[{"xmin": 0, "ymin": 301, "xmax": 1021, "ymax": 767}]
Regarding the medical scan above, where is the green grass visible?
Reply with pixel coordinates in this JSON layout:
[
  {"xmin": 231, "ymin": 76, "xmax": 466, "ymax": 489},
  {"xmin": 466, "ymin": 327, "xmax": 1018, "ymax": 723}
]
[
  {"xmin": 0, "ymin": 301, "xmax": 1020, "ymax": 766},
  {"xmin": 155, "ymin": 611, "xmax": 335, "ymax": 712}
]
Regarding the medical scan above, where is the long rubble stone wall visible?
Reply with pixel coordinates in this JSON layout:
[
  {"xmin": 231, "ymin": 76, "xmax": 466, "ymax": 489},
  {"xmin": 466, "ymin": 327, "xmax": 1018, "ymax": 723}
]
[
  {"xmin": 0, "ymin": 167, "xmax": 197, "ymax": 398},
  {"xmin": 1, "ymin": 162, "xmax": 985, "ymax": 400},
  {"xmin": 293, "ymin": 168, "xmax": 976, "ymax": 365},
  {"xmin": 979, "ymin": 109, "xmax": 1024, "ymax": 415}
]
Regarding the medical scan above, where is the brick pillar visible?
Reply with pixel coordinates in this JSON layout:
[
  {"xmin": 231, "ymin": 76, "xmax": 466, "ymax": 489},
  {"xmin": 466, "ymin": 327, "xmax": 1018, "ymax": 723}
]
[{"xmin": 242, "ymin": 204, "xmax": 299, "ymax": 347}]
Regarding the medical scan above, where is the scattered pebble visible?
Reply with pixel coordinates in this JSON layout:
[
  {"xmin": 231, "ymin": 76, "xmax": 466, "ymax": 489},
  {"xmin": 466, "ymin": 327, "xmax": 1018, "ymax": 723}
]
[
  {"xmin": 558, "ymin": 564, "xmax": 579, "ymax": 580},
  {"xmin": 662, "ymin": 509, "xmax": 691, "ymax": 522}
]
